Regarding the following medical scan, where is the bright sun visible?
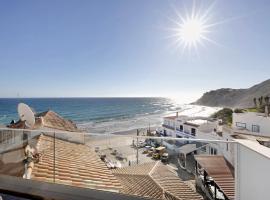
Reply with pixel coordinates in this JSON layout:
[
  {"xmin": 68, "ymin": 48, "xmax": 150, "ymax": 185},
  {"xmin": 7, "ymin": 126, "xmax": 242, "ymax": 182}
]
[
  {"xmin": 180, "ymin": 18, "xmax": 204, "ymax": 45},
  {"xmin": 168, "ymin": 1, "xmax": 220, "ymax": 53}
]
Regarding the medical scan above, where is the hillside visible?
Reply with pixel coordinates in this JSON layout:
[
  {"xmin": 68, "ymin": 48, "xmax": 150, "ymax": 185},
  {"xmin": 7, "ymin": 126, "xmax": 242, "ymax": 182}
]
[{"xmin": 194, "ymin": 79, "xmax": 270, "ymax": 108}]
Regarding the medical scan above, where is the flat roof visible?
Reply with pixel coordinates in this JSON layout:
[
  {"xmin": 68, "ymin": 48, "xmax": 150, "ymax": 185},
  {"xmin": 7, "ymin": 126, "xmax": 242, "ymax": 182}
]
[
  {"xmin": 164, "ymin": 116, "xmax": 178, "ymax": 120},
  {"xmin": 186, "ymin": 119, "xmax": 208, "ymax": 125},
  {"xmin": 183, "ymin": 122, "xmax": 200, "ymax": 128},
  {"xmin": 235, "ymin": 139, "xmax": 270, "ymax": 159}
]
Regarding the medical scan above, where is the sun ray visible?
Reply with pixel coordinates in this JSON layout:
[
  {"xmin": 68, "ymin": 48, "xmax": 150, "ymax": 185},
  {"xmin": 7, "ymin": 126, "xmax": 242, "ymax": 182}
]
[
  {"xmin": 169, "ymin": 1, "xmax": 186, "ymax": 24},
  {"xmin": 200, "ymin": 35, "xmax": 223, "ymax": 48},
  {"xmin": 166, "ymin": 1, "xmax": 227, "ymax": 54},
  {"xmin": 191, "ymin": 0, "xmax": 196, "ymax": 20},
  {"xmin": 199, "ymin": 0, "xmax": 217, "ymax": 23},
  {"xmin": 203, "ymin": 15, "xmax": 245, "ymax": 29}
]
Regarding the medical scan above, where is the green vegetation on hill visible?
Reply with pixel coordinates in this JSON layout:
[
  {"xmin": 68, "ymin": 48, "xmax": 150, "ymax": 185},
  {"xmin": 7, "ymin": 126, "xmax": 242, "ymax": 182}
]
[
  {"xmin": 246, "ymin": 108, "xmax": 259, "ymax": 112},
  {"xmin": 210, "ymin": 95, "xmax": 270, "ymax": 126},
  {"xmin": 211, "ymin": 108, "xmax": 233, "ymax": 125}
]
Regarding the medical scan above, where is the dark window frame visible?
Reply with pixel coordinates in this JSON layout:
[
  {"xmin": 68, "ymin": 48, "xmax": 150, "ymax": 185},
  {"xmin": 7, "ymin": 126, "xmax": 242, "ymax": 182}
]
[
  {"xmin": 179, "ymin": 125, "xmax": 183, "ymax": 131},
  {"xmin": 191, "ymin": 128, "xmax": 196, "ymax": 136},
  {"xmin": 235, "ymin": 122, "xmax": 246, "ymax": 128},
  {"xmin": 252, "ymin": 125, "xmax": 260, "ymax": 133}
]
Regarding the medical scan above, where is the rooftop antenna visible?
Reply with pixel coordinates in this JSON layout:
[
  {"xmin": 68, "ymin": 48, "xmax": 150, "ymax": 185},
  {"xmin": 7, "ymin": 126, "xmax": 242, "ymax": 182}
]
[{"xmin": 18, "ymin": 103, "xmax": 35, "ymax": 128}]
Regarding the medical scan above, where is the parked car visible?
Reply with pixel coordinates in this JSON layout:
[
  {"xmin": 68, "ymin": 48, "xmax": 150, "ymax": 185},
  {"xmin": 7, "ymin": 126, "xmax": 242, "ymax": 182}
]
[
  {"xmin": 152, "ymin": 146, "xmax": 166, "ymax": 159},
  {"xmin": 147, "ymin": 147, "xmax": 155, "ymax": 157},
  {"xmin": 143, "ymin": 146, "xmax": 151, "ymax": 154},
  {"xmin": 161, "ymin": 153, "xmax": 169, "ymax": 163},
  {"xmin": 138, "ymin": 141, "xmax": 146, "ymax": 148}
]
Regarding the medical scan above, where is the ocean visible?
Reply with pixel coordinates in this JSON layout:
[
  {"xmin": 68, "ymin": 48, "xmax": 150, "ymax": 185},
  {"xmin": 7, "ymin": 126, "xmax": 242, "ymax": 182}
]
[{"xmin": 0, "ymin": 98, "xmax": 220, "ymax": 134}]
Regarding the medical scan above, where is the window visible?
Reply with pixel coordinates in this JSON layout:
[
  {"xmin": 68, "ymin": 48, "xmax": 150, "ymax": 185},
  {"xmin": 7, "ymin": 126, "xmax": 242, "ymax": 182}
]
[
  {"xmin": 201, "ymin": 146, "xmax": 207, "ymax": 153},
  {"xmin": 214, "ymin": 149, "xmax": 217, "ymax": 155},
  {"xmin": 252, "ymin": 125, "xmax": 260, "ymax": 133},
  {"xmin": 179, "ymin": 125, "xmax": 183, "ymax": 131},
  {"xmin": 164, "ymin": 129, "xmax": 167, "ymax": 136},
  {"xmin": 236, "ymin": 122, "xmax": 246, "ymax": 128},
  {"xmin": 210, "ymin": 147, "xmax": 217, "ymax": 155},
  {"xmin": 191, "ymin": 128, "xmax": 196, "ymax": 136}
]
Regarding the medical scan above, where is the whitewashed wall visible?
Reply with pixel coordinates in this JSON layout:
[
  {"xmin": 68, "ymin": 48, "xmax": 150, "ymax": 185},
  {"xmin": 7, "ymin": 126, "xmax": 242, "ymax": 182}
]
[
  {"xmin": 236, "ymin": 140, "xmax": 270, "ymax": 200},
  {"xmin": 233, "ymin": 112, "xmax": 270, "ymax": 136}
]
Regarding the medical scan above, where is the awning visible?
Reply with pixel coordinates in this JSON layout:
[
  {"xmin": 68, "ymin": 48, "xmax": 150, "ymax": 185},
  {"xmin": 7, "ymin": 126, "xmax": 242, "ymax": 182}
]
[
  {"xmin": 178, "ymin": 144, "xmax": 197, "ymax": 155},
  {"xmin": 156, "ymin": 146, "xmax": 165, "ymax": 151},
  {"xmin": 195, "ymin": 155, "xmax": 235, "ymax": 200}
]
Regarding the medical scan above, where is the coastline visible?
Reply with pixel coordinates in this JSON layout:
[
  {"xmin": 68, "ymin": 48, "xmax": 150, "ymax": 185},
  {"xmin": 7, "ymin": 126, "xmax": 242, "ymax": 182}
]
[
  {"xmin": 111, "ymin": 125, "xmax": 160, "ymax": 136},
  {"xmin": 84, "ymin": 125, "xmax": 160, "ymax": 146}
]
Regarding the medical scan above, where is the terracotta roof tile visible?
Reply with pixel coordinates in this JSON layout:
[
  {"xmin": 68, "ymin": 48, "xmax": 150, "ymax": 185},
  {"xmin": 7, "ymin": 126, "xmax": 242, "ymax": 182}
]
[
  {"xmin": 9, "ymin": 110, "xmax": 79, "ymax": 132},
  {"xmin": 151, "ymin": 163, "xmax": 203, "ymax": 200},
  {"xmin": 31, "ymin": 134, "xmax": 122, "ymax": 192},
  {"xmin": 36, "ymin": 110, "xmax": 78, "ymax": 132},
  {"xmin": 113, "ymin": 162, "xmax": 156, "ymax": 175},
  {"xmin": 195, "ymin": 155, "xmax": 235, "ymax": 200},
  {"xmin": 113, "ymin": 162, "xmax": 202, "ymax": 200}
]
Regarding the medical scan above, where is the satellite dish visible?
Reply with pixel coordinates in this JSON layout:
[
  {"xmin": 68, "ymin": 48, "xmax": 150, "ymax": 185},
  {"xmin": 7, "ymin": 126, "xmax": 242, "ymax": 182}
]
[{"xmin": 18, "ymin": 103, "xmax": 35, "ymax": 128}]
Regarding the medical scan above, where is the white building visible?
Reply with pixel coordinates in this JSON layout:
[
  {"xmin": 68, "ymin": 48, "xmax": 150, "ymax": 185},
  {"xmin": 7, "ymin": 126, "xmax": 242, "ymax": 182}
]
[
  {"xmin": 214, "ymin": 111, "xmax": 270, "ymax": 166},
  {"xmin": 235, "ymin": 139, "xmax": 270, "ymax": 200},
  {"xmin": 232, "ymin": 112, "xmax": 270, "ymax": 136},
  {"xmin": 160, "ymin": 114, "xmax": 217, "ymax": 139},
  {"xmin": 158, "ymin": 114, "xmax": 222, "ymax": 162},
  {"xmin": 159, "ymin": 111, "xmax": 270, "ymax": 167}
]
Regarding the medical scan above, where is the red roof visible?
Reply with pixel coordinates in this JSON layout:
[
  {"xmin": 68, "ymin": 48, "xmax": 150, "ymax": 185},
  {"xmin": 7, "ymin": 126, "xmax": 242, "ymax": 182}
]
[
  {"xmin": 113, "ymin": 162, "xmax": 203, "ymax": 200},
  {"xmin": 195, "ymin": 155, "xmax": 235, "ymax": 200},
  {"xmin": 32, "ymin": 134, "xmax": 122, "ymax": 192}
]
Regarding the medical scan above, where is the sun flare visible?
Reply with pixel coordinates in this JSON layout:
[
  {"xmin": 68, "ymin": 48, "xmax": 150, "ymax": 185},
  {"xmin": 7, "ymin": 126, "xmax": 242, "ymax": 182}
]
[
  {"xmin": 167, "ymin": 1, "xmax": 221, "ymax": 53},
  {"xmin": 180, "ymin": 18, "xmax": 205, "ymax": 45}
]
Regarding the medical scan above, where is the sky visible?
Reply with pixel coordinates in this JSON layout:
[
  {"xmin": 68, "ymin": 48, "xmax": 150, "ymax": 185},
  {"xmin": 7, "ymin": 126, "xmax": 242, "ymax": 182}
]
[{"xmin": 0, "ymin": 0, "xmax": 270, "ymax": 103}]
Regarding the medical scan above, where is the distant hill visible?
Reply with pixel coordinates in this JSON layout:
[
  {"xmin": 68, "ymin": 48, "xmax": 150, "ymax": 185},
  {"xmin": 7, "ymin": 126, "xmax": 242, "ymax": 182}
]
[{"xmin": 194, "ymin": 79, "xmax": 270, "ymax": 108}]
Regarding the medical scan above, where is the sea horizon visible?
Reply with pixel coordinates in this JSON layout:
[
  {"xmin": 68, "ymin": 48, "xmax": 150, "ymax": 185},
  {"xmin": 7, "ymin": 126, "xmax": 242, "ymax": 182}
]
[{"xmin": 0, "ymin": 97, "xmax": 220, "ymax": 134}]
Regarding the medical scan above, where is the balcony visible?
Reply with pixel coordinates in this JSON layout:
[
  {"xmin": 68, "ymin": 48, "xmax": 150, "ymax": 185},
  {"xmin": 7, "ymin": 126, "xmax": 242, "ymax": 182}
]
[
  {"xmin": 162, "ymin": 124, "xmax": 175, "ymax": 130},
  {"xmin": 0, "ymin": 128, "xmax": 269, "ymax": 200},
  {"xmin": 176, "ymin": 129, "xmax": 195, "ymax": 139}
]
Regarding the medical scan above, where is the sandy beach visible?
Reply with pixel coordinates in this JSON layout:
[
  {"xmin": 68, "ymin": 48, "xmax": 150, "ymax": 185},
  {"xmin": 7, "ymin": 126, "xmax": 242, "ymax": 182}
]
[
  {"xmin": 84, "ymin": 125, "xmax": 195, "ymax": 181},
  {"xmin": 85, "ymin": 126, "xmax": 160, "ymax": 167}
]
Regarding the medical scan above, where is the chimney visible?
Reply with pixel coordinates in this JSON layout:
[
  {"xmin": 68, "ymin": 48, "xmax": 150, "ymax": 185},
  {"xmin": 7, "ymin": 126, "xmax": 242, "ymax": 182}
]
[
  {"xmin": 265, "ymin": 105, "xmax": 269, "ymax": 117},
  {"xmin": 176, "ymin": 112, "xmax": 179, "ymax": 117}
]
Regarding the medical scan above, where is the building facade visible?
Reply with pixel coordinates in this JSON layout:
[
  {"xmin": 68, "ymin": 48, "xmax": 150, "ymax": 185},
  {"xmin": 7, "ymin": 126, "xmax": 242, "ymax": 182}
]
[{"xmin": 232, "ymin": 112, "xmax": 270, "ymax": 136}]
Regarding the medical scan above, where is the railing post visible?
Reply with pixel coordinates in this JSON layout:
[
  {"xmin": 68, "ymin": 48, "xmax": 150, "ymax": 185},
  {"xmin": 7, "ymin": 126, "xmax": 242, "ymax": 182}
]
[
  {"xmin": 53, "ymin": 132, "xmax": 56, "ymax": 183},
  {"xmin": 136, "ymin": 129, "xmax": 139, "ymax": 165},
  {"xmin": 235, "ymin": 142, "xmax": 240, "ymax": 200}
]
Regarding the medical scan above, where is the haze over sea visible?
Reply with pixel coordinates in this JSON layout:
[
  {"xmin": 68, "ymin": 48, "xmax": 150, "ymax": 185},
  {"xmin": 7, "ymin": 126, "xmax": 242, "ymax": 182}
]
[{"xmin": 0, "ymin": 98, "xmax": 220, "ymax": 134}]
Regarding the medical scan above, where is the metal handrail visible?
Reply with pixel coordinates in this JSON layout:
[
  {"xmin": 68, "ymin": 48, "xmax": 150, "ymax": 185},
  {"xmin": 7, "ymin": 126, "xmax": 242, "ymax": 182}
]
[{"xmin": 0, "ymin": 127, "xmax": 236, "ymax": 144}]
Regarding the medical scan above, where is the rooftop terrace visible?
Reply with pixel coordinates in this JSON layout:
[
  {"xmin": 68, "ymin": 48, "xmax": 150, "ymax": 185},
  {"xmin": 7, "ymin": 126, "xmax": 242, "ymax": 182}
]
[{"xmin": 0, "ymin": 128, "xmax": 269, "ymax": 200}]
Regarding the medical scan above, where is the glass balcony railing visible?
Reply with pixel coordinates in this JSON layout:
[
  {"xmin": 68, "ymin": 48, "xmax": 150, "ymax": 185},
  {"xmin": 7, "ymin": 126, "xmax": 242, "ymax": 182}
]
[
  {"xmin": 162, "ymin": 124, "xmax": 175, "ymax": 130},
  {"xmin": 0, "ymin": 128, "xmax": 238, "ymax": 200}
]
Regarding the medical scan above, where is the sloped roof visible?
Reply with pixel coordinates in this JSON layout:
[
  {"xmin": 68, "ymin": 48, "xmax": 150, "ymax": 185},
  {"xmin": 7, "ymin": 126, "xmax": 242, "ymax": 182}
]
[
  {"xmin": 115, "ymin": 174, "xmax": 163, "ymax": 199},
  {"xmin": 113, "ymin": 162, "xmax": 203, "ymax": 200},
  {"xmin": 32, "ymin": 134, "xmax": 122, "ymax": 192},
  {"xmin": 8, "ymin": 110, "xmax": 79, "ymax": 132},
  {"xmin": 195, "ymin": 155, "xmax": 235, "ymax": 200},
  {"xmin": 36, "ymin": 110, "xmax": 78, "ymax": 132}
]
